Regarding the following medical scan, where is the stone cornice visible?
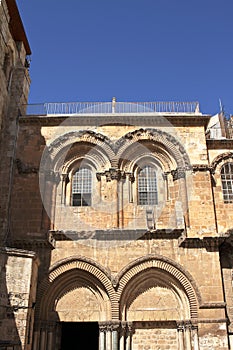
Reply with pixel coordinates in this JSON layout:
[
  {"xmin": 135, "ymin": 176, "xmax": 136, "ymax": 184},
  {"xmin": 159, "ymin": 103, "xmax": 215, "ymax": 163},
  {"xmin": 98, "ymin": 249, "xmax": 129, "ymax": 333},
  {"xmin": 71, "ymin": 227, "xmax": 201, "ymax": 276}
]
[
  {"xmin": 192, "ymin": 164, "xmax": 212, "ymax": 172},
  {"xmin": 51, "ymin": 229, "xmax": 184, "ymax": 241},
  {"xmin": 199, "ymin": 302, "xmax": 226, "ymax": 309},
  {"xmin": 178, "ymin": 236, "xmax": 227, "ymax": 251},
  {"xmin": 11, "ymin": 235, "xmax": 56, "ymax": 250},
  {"xmin": 19, "ymin": 114, "xmax": 211, "ymax": 127},
  {"xmin": 0, "ymin": 246, "xmax": 38, "ymax": 259},
  {"xmin": 207, "ymin": 138, "xmax": 233, "ymax": 149}
]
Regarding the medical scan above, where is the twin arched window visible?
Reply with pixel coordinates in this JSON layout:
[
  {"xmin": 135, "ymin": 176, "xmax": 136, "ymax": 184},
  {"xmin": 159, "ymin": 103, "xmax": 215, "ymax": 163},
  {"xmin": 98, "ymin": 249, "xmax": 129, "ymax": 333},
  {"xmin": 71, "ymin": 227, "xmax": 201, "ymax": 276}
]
[
  {"xmin": 71, "ymin": 165, "xmax": 158, "ymax": 207},
  {"xmin": 221, "ymin": 162, "xmax": 233, "ymax": 203}
]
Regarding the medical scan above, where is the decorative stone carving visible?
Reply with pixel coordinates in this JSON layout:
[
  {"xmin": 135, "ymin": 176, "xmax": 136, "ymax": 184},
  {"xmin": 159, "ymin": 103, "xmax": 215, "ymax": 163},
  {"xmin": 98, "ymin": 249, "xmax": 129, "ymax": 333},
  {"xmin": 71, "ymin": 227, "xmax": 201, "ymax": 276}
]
[
  {"xmin": 171, "ymin": 168, "xmax": 186, "ymax": 180},
  {"xmin": 96, "ymin": 168, "xmax": 126, "ymax": 182}
]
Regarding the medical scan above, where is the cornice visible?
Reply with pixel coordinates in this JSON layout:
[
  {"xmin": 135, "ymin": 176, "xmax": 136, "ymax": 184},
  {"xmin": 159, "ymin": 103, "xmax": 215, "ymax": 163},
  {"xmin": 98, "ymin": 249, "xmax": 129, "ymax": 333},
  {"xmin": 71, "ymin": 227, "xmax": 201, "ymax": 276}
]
[
  {"xmin": 207, "ymin": 138, "xmax": 233, "ymax": 149},
  {"xmin": 19, "ymin": 114, "xmax": 211, "ymax": 127},
  {"xmin": 51, "ymin": 229, "xmax": 184, "ymax": 241},
  {"xmin": 178, "ymin": 236, "xmax": 228, "ymax": 251}
]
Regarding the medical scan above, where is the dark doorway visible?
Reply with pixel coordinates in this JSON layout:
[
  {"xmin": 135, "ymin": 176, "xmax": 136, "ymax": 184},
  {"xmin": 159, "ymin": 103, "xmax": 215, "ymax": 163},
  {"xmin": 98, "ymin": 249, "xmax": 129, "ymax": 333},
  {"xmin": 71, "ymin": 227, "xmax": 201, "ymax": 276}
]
[{"xmin": 61, "ymin": 322, "xmax": 99, "ymax": 349}]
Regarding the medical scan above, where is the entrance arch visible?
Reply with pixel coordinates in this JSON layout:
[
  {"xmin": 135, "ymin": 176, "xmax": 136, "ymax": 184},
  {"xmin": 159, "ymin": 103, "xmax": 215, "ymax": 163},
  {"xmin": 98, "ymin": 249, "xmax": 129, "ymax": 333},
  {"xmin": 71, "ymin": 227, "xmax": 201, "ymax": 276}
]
[
  {"xmin": 116, "ymin": 255, "xmax": 201, "ymax": 350},
  {"xmin": 32, "ymin": 255, "xmax": 201, "ymax": 350},
  {"xmin": 33, "ymin": 256, "xmax": 115, "ymax": 350}
]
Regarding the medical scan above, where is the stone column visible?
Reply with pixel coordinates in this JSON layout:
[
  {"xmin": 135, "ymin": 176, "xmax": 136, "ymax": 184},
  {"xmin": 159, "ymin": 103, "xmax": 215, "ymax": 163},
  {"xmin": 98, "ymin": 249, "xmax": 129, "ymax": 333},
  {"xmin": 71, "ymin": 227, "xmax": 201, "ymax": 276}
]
[
  {"xmin": 47, "ymin": 322, "xmax": 56, "ymax": 350},
  {"xmin": 126, "ymin": 322, "xmax": 133, "ymax": 350},
  {"xmin": 99, "ymin": 322, "xmax": 107, "ymax": 350},
  {"xmin": 32, "ymin": 330, "xmax": 39, "ymax": 350},
  {"xmin": 119, "ymin": 322, "xmax": 127, "ymax": 350},
  {"xmin": 118, "ymin": 176, "xmax": 126, "ymax": 228},
  {"xmin": 106, "ymin": 323, "xmax": 112, "ymax": 350},
  {"xmin": 184, "ymin": 321, "xmax": 192, "ymax": 350},
  {"xmin": 61, "ymin": 173, "xmax": 69, "ymax": 205},
  {"xmin": 163, "ymin": 172, "xmax": 170, "ymax": 201},
  {"xmin": 128, "ymin": 174, "xmax": 135, "ymax": 203},
  {"xmin": 192, "ymin": 325, "xmax": 200, "ymax": 350},
  {"xmin": 177, "ymin": 322, "xmax": 185, "ymax": 350},
  {"xmin": 111, "ymin": 322, "xmax": 120, "ymax": 350},
  {"xmin": 39, "ymin": 328, "xmax": 47, "ymax": 350}
]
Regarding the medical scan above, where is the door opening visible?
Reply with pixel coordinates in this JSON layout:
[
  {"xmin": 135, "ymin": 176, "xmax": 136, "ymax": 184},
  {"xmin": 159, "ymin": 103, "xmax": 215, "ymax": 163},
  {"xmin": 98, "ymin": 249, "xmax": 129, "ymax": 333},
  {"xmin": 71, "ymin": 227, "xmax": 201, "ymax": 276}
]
[{"xmin": 60, "ymin": 322, "xmax": 99, "ymax": 349}]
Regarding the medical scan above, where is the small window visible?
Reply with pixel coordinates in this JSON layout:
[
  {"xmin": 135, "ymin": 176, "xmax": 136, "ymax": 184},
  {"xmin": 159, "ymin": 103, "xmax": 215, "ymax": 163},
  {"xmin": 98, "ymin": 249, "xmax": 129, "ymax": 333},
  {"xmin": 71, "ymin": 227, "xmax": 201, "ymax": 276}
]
[
  {"xmin": 221, "ymin": 162, "xmax": 233, "ymax": 203},
  {"xmin": 138, "ymin": 165, "xmax": 158, "ymax": 205},
  {"xmin": 72, "ymin": 168, "xmax": 92, "ymax": 206}
]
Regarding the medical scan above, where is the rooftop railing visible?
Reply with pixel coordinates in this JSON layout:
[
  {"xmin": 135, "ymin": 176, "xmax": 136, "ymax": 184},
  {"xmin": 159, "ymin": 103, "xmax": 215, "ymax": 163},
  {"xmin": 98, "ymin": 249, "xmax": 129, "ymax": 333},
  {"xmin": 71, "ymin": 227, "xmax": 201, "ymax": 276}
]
[{"xmin": 21, "ymin": 100, "xmax": 201, "ymax": 116}]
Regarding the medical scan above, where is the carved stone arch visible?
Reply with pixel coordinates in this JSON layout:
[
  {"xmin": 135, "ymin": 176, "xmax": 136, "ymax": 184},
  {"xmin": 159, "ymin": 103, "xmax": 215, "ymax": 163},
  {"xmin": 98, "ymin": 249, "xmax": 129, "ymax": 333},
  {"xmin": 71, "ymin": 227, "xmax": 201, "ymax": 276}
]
[
  {"xmin": 35, "ymin": 256, "xmax": 117, "ymax": 322},
  {"xmin": 61, "ymin": 142, "xmax": 111, "ymax": 175},
  {"xmin": 41, "ymin": 130, "xmax": 115, "ymax": 174},
  {"xmin": 118, "ymin": 139, "xmax": 175, "ymax": 174},
  {"xmin": 39, "ymin": 131, "xmax": 114, "ymax": 219},
  {"xmin": 115, "ymin": 254, "xmax": 201, "ymax": 320},
  {"xmin": 211, "ymin": 152, "xmax": 233, "ymax": 173},
  {"xmin": 115, "ymin": 128, "xmax": 192, "ymax": 170}
]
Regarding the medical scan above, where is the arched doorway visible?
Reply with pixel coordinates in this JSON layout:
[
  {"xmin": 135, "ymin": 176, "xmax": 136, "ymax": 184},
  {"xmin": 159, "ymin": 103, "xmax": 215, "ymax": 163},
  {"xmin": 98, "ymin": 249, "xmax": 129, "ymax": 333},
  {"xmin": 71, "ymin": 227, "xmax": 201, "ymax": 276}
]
[
  {"xmin": 117, "ymin": 256, "xmax": 200, "ymax": 350},
  {"xmin": 33, "ymin": 257, "xmax": 114, "ymax": 350}
]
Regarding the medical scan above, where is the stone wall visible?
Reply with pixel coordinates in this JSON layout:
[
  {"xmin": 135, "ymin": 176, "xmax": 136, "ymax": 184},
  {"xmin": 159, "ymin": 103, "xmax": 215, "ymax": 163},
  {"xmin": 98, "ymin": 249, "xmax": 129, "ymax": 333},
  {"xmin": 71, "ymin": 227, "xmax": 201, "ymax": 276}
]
[
  {"xmin": 0, "ymin": 248, "xmax": 39, "ymax": 349},
  {"xmin": 11, "ymin": 114, "xmax": 232, "ymax": 349}
]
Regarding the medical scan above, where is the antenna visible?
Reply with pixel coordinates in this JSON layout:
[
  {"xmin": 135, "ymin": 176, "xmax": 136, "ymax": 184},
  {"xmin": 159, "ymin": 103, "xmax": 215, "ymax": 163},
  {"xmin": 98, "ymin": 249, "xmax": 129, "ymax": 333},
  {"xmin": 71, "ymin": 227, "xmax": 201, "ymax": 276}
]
[{"xmin": 219, "ymin": 98, "xmax": 224, "ymax": 114}]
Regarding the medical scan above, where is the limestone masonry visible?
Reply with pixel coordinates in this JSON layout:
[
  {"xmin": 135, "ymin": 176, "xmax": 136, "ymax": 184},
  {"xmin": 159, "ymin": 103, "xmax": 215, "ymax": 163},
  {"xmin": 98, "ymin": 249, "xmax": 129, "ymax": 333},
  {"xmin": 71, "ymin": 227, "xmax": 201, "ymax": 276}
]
[{"xmin": 1, "ymin": 1, "xmax": 233, "ymax": 349}]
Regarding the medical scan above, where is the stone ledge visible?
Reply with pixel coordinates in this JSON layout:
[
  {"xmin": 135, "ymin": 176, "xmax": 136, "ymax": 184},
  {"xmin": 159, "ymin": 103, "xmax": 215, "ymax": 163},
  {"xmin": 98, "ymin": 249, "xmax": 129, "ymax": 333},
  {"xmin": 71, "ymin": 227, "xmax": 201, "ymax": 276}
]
[
  {"xmin": 51, "ymin": 229, "xmax": 184, "ymax": 241},
  {"xmin": 178, "ymin": 236, "xmax": 228, "ymax": 251}
]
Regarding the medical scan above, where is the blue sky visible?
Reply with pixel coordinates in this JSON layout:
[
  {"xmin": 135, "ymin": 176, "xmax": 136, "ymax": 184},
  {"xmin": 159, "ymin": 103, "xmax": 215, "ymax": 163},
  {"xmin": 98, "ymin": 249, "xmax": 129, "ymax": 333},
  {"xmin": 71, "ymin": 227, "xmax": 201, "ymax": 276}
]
[{"xmin": 17, "ymin": 0, "xmax": 233, "ymax": 116}]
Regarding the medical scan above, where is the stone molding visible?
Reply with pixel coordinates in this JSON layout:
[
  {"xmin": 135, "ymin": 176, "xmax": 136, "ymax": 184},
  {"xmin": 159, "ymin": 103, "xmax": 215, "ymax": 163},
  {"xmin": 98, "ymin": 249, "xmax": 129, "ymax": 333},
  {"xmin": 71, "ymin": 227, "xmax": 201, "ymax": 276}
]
[
  {"xmin": 40, "ymin": 128, "xmax": 192, "ymax": 174},
  {"xmin": 210, "ymin": 151, "xmax": 233, "ymax": 172}
]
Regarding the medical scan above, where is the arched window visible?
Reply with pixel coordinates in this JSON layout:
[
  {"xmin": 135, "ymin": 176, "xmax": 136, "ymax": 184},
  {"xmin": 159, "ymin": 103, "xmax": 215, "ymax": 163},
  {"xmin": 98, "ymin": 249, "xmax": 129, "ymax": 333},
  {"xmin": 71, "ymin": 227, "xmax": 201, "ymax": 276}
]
[
  {"xmin": 138, "ymin": 165, "xmax": 158, "ymax": 205},
  {"xmin": 72, "ymin": 168, "xmax": 92, "ymax": 206},
  {"xmin": 221, "ymin": 162, "xmax": 233, "ymax": 203}
]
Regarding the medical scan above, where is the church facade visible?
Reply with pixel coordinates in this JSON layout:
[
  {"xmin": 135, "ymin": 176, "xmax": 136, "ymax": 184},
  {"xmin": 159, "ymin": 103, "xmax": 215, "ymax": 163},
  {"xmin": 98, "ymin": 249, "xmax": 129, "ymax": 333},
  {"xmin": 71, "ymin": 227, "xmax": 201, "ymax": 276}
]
[{"xmin": 1, "ymin": 1, "xmax": 233, "ymax": 349}]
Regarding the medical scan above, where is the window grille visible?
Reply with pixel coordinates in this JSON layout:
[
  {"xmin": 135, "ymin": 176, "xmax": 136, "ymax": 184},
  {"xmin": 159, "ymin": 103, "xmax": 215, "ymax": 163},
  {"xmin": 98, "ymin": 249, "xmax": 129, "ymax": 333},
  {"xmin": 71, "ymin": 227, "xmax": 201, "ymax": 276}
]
[
  {"xmin": 72, "ymin": 168, "xmax": 92, "ymax": 206},
  {"xmin": 221, "ymin": 162, "xmax": 233, "ymax": 203},
  {"xmin": 138, "ymin": 166, "xmax": 158, "ymax": 205}
]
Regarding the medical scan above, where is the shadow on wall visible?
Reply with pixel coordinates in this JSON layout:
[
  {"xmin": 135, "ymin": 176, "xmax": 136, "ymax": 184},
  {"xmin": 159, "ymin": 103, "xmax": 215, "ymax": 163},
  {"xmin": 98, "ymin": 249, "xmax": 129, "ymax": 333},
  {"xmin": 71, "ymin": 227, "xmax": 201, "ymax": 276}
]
[
  {"xmin": 0, "ymin": 124, "xmax": 53, "ymax": 350},
  {"xmin": 0, "ymin": 250, "xmax": 22, "ymax": 349},
  {"xmin": 220, "ymin": 229, "xmax": 233, "ymax": 269}
]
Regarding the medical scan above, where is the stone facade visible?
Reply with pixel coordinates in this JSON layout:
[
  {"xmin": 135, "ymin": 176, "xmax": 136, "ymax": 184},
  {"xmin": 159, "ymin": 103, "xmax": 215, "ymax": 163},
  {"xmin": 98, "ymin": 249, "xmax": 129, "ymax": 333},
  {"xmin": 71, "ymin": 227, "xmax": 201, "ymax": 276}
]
[{"xmin": 1, "ymin": 1, "xmax": 233, "ymax": 350}]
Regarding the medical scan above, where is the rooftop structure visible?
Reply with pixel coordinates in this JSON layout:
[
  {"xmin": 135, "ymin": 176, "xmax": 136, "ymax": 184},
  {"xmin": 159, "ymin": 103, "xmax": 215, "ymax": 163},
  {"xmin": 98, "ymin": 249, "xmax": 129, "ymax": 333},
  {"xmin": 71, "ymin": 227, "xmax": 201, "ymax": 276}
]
[{"xmin": 23, "ymin": 99, "xmax": 201, "ymax": 116}]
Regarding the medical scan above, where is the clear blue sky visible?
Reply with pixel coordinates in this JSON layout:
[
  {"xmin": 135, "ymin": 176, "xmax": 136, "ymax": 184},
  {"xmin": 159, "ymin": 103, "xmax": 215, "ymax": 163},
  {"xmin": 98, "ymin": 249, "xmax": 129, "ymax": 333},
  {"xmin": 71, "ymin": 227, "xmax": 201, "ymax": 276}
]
[{"xmin": 17, "ymin": 0, "xmax": 233, "ymax": 115}]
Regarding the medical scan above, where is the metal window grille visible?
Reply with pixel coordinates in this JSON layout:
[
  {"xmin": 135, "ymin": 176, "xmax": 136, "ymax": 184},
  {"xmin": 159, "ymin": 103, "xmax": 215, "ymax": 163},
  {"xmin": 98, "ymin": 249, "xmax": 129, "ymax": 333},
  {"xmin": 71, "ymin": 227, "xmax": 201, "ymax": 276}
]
[
  {"xmin": 72, "ymin": 168, "xmax": 92, "ymax": 206},
  {"xmin": 221, "ymin": 162, "xmax": 233, "ymax": 203},
  {"xmin": 138, "ymin": 166, "xmax": 158, "ymax": 205}
]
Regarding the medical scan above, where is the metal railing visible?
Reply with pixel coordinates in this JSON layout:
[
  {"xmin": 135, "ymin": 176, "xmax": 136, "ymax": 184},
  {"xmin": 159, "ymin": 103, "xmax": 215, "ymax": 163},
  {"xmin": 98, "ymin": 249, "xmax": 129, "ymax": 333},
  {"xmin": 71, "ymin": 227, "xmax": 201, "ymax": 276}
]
[{"xmin": 21, "ymin": 100, "xmax": 200, "ymax": 116}]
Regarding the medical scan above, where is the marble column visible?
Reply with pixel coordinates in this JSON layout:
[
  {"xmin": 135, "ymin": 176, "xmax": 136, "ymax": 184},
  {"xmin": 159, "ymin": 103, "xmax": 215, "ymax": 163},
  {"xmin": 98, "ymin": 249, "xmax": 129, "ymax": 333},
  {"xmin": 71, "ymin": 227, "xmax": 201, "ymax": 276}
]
[
  {"xmin": 192, "ymin": 325, "xmax": 200, "ymax": 350},
  {"xmin": 39, "ymin": 329, "xmax": 46, "ymax": 350},
  {"xmin": 126, "ymin": 322, "xmax": 133, "ymax": 350},
  {"xmin": 32, "ymin": 330, "xmax": 39, "ymax": 350},
  {"xmin": 106, "ymin": 323, "xmax": 112, "ymax": 350},
  {"xmin": 177, "ymin": 322, "xmax": 185, "ymax": 350},
  {"xmin": 184, "ymin": 321, "xmax": 192, "ymax": 350},
  {"xmin": 119, "ymin": 322, "xmax": 127, "ymax": 350},
  {"xmin": 99, "ymin": 323, "xmax": 106, "ymax": 350},
  {"xmin": 47, "ymin": 322, "xmax": 56, "ymax": 350},
  {"xmin": 111, "ymin": 322, "xmax": 120, "ymax": 350}
]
